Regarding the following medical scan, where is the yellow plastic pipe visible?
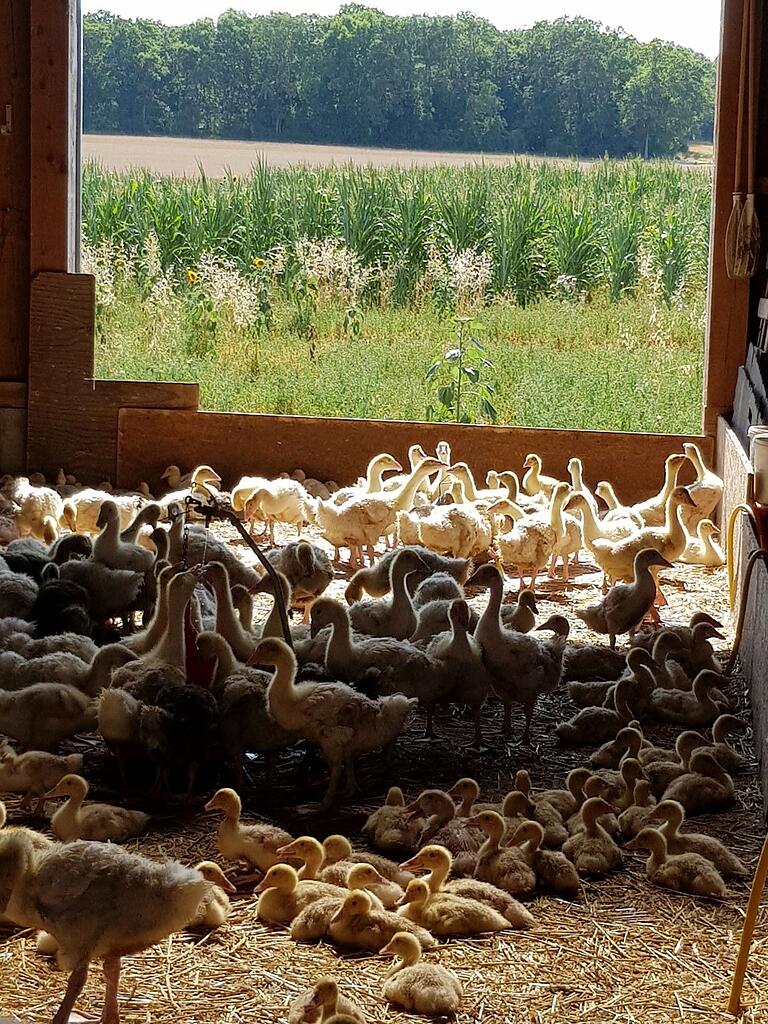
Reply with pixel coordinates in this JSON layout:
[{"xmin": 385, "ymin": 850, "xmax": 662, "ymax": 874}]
[
  {"xmin": 728, "ymin": 830, "xmax": 768, "ymax": 1014},
  {"xmin": 726, "ymin": 504, "xmax": 757, "ymax": 610}
]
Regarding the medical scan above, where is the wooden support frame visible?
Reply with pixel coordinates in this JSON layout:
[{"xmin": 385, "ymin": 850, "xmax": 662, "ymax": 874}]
[
  {"xmin": 6, "ymin": 0, "xmax": 758, "ymax": 488},
  {"xmin": 27, "ymin": 273, "xmax": 199, "ymax": 482},
  {"xmin": 703, "ymin": 0, "xmax": 756, "ymax": 434},
  {"xmin": 29, "ymin": 0, "xmax": 80, "ymax": 274},
  {"xmin": 117, "ymin": 408, "xmax": 713, "ymax": 498},
  {"xmin": 0, "ymin": 1, "xmax": 31, "ymax": 381}
]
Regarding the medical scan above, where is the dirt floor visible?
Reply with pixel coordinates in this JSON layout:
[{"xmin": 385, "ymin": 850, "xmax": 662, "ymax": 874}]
[{"xmin": 0, "ymin": 521, "xmax": 765, "ymax": 1023}]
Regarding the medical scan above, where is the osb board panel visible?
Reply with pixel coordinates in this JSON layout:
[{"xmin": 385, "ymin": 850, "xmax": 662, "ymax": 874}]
[
  {"xmin": 0, "ymin": 409, "xmax": 26, "ymax": 475},
  {"xmin": 0, "ymin": 382, "xmax": 27, "ymax": 408},
  {"xmin": 28, "ymin": 273, "xmax": 198, "ymax": 481},
  {"xmin": 117, "ymin": 407, "xmax": 714, "ymax": 499},
  {"xmin": 737, "ymin": 518, "xmax": 768, "ymax": 817},
  {"xmin": 716, "ymin": 415, "xmax": 753, "ymax": 613},
  {"xmin": 0, "ymin": 0, "xmax": 31, "ymax": 378}
]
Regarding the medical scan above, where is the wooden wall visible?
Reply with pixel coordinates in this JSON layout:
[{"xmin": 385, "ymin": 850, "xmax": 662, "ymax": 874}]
[
  {"xmin": 0, "ymin": 1, "xmax": 31, "ymax": 473},
  {"xmin": 116, "ymin": 408, "xmax": 713, "ymax": 499},
  {"xmin": 734, "ymin": 518, "xmax": 768, "ymax": 816},
  {"xmin": 0, "ymin": 0, "xmax": 31, "ymax": 381},
  {"xmin": 704, "ymin": 0, "xmax": 753, "ymax": 434}
]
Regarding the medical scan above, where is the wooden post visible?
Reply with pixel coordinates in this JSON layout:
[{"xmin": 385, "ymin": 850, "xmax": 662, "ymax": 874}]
[
  {"xmin": 704, "ymin": 0, "xmax": 753, "ymax": 435},
  {"xmin": 0, "ymin": 0, "xmax": 31, "ymax": 381},
  {"xmin": 29, "ymin": 0, "xmax": 79, "ymax": 274}
]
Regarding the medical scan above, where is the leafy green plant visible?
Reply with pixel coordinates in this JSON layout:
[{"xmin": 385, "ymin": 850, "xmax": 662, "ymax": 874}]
[
  {"xmin": 287, "ymin": 271, "xmax": 319, "ymax": 359},
  {"xmin": 425, "ymin": 317, "xmax": 498, "ymax": 424},
  {"xmin": 343, "ymin": 303, "xmax": 363, "ymax": 339}
]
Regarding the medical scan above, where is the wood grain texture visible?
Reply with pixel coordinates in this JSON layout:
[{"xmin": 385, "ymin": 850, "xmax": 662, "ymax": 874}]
[
  {"xmin": 703, "ymin": 0, "xmax": 751, "ymax": 433},
  {"xmin": 29, "ymin": 0, "xmax": 77, "ymax": 274},
  {"xmin": 28, "ymin": 272, "xmax": 198, "ymax": 481},
  {"xmin": 734, "ymin": 518, "xmax": 768, "ymax": 816},
  {"xmin": 717, "ymin": 414, "xmax": 753, "ymax": 529},
  {"xmin": 716, "ymin": 415, "xmax": 754, "ymax": 621},
  {"xmin": 0, "ymin": 382, "xmax": 27, "ymax": 408},
  {"xmin": 0, "ymin": 409, "xmax": 26, "ymax": 475},
  {"xmin": 0, "ymin": 0, "xmax": 31, "ymax": 378},
  {"xmin": 117, "ymin": 407, "xmax": 713, "ymax": 500}
]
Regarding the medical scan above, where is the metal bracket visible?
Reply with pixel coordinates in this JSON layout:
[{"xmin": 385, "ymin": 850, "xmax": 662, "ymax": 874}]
[
  {"xmin": 0, "ymin": 105, "xmax": 11, "ymax": 136},
  {"xmin": 184, "ymin": 493, "xmax": 294, "ymax": 649}
]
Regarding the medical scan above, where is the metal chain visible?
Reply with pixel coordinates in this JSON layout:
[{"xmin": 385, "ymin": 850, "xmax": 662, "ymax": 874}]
[{"xmin": 181, "ymin": 519, "xmax": 189, "ymax": 569}]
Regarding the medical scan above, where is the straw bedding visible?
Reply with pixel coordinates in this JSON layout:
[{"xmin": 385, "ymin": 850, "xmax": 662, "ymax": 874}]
[{"xmin": 0, "ymin": 523, "xmax": 765, "ymax": 1023}]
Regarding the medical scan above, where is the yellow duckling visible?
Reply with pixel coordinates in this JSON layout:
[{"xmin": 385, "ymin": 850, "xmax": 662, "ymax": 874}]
[
  {"xmin": 46, "ymin": 775, "xmax": 149, "ymax": 843},
  {"xmin": 465, "ymin": 810, "xmax": 536, "ymax": 895},
  {"xmin": 506, "ymin": 820, "xmax": 580, "ymax": 897},
  {"xmin": 626, "ymin": 826, "xmax": 727, "ymax": 897},
  {"xmin": 396, "ymin": 877, "xmax": 509, "ymax": 936},
  {"xmin": 400, "ymin": 844, "xmax": 534, "ymax": 929},
  {"xmin": 320, "ymin": 832, "xmax": 413, "ymax": 886},
  {"xmin": 187, "ymin": 861, "xmax": 237, "ymax": 930},
  {"xmin": 617, "ymin": 780, "xmax": 657, "ymax": 839},
  {"xmin": 328, "ymin": 889, "xmax": 435, "ymax": 952},
  {"xmin": 562, "ymin": 797, "xmax": 622, "ymax": 877},
  {"xmin": 287, "ymin": 897, "xmax": 339, "ymax": 945},
  {"xmin": 522, "ymin": 453, "xmax": 560, "ymax": 500},
  {"xmin": 287, "ymin": 977, "xmax": 366, "ymax": 1024},
  {"xmin": 537, "ymin": 767, "xmax": 592, "ymax": 819},
  {"xmin": 361, "ymin": 786, "xmax": 424, "ymax": 854},
  {"xmin": 275, "ymin": 836, "xmax": 406, "ymax": 908},
  {"xmin": 381, "ymin": 931, "xmax": 463, "ymax": 1015},
  {"xmin": 204, "ymin": 788, "xmax": 293, "ymax": 872},
  {"xmin": 344, "ymin": 862, "xmax": 402, "ymax": 909},
  {"xmin": 254, "ymin": 863, "xmax": 343, "ymax": 925},
  {"xmin": 652, "ymin": 800, "xmax": 747, "ymax": 878}
]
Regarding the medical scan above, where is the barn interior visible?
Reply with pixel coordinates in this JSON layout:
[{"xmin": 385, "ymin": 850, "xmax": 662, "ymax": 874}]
[{"xmin": 1, "ymin": 1, "xmax": 768, "ymax": 1022}]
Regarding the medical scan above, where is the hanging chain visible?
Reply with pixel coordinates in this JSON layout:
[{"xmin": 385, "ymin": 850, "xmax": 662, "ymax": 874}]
[
  {"xmin": 181, "ymin": 519, "xmax": 189, "ymax": 569},
  {"xmin": 201, "ymin": 515, "xmax": 210, "ymax": 566}
]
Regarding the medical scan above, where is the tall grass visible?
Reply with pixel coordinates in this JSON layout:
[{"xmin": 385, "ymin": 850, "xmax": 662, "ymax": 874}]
[
  {"xmin": 82, "ymin": 159, "xmax": 711, "ymax": 304},
  {"xmin": 82, "ymin": 157, "xmax": 711, "ymax": 433}
]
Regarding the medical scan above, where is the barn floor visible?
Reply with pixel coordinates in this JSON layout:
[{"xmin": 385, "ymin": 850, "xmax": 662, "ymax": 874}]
[{"xmin": 0, "ymin": 524, "xmax": 766, "ymax": 1024}]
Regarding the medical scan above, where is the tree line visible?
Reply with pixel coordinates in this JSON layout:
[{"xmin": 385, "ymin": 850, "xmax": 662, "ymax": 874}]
[{"xmin": 83, "ymin": 7, "xmax": 716, "ymax": 158}]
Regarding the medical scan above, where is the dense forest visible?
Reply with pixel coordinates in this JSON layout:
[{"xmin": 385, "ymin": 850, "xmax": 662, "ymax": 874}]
[{"xmin": 83, "ymin": 7, "xmax": 716, "ymax": 158}]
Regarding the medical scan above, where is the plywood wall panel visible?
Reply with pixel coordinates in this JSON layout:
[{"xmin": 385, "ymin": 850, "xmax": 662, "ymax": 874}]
[{"xmin": 117, "ymin": 407, "xmax": 713, "ymax": 501}]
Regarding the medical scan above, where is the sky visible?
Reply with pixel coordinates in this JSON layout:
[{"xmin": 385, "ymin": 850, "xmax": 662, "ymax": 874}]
[{"xmin": 81, "ymin": 0, "xmax": 722, "ymax": 58}]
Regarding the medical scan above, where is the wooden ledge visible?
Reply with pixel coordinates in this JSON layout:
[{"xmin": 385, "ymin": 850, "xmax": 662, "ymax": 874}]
[
  {"xmin": 117, "ymin": 406, "xmax": 713, "ymax": 500},
  {"xmin": 0, "ymin": 382, "xmax": 27, "ymax": 408}
]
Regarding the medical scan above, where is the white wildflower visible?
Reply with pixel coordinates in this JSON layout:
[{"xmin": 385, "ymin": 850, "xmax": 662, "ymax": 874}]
[
  {"xmin": 197, "ymin": 252, "xmax": 261, "ymax": 329},
  {"xmin": 81, "ymin": 240, "xmax": 117, "ymax": 309}
]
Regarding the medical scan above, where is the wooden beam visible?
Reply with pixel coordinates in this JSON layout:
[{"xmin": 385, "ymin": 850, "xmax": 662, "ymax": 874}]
[
  {"xmin": 29, "ymin": 0, "xmax": 78, "ymax": 274},
  {"xmin": 28, "ymin": 272, "xmax": 199, "ymax": 481},
  {"xmin": 0, "ymin": 382, "xmax": 28, "ymax": 408},
  {"xmin": 0, "ymin": 1, "xmax": 31, "ymax": 379},
  {"xmin": 117, "ymin": 407, "xmax": 713, "ymax": 501},
  {"xmin": 704, "ymin": 0, "xmax": 752, "ymax": 434},
  {"xmin": 0, "ymin": 409, "xmax": 26, "ymax": 475}
]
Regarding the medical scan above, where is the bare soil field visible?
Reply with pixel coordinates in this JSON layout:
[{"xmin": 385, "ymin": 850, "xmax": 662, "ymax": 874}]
[{"xmin": 83, "ymin": 134, "xmax": 603, "ymax": 176}]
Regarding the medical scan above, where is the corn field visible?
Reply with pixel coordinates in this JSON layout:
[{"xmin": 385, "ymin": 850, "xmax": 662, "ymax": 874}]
[
  {"xmin": 83, "ymin": 158, "xmax": 710, "ymax": 434},
  {"xmin": 83, "ymin": 160, "xmax": 711, "ymax": 306}
]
